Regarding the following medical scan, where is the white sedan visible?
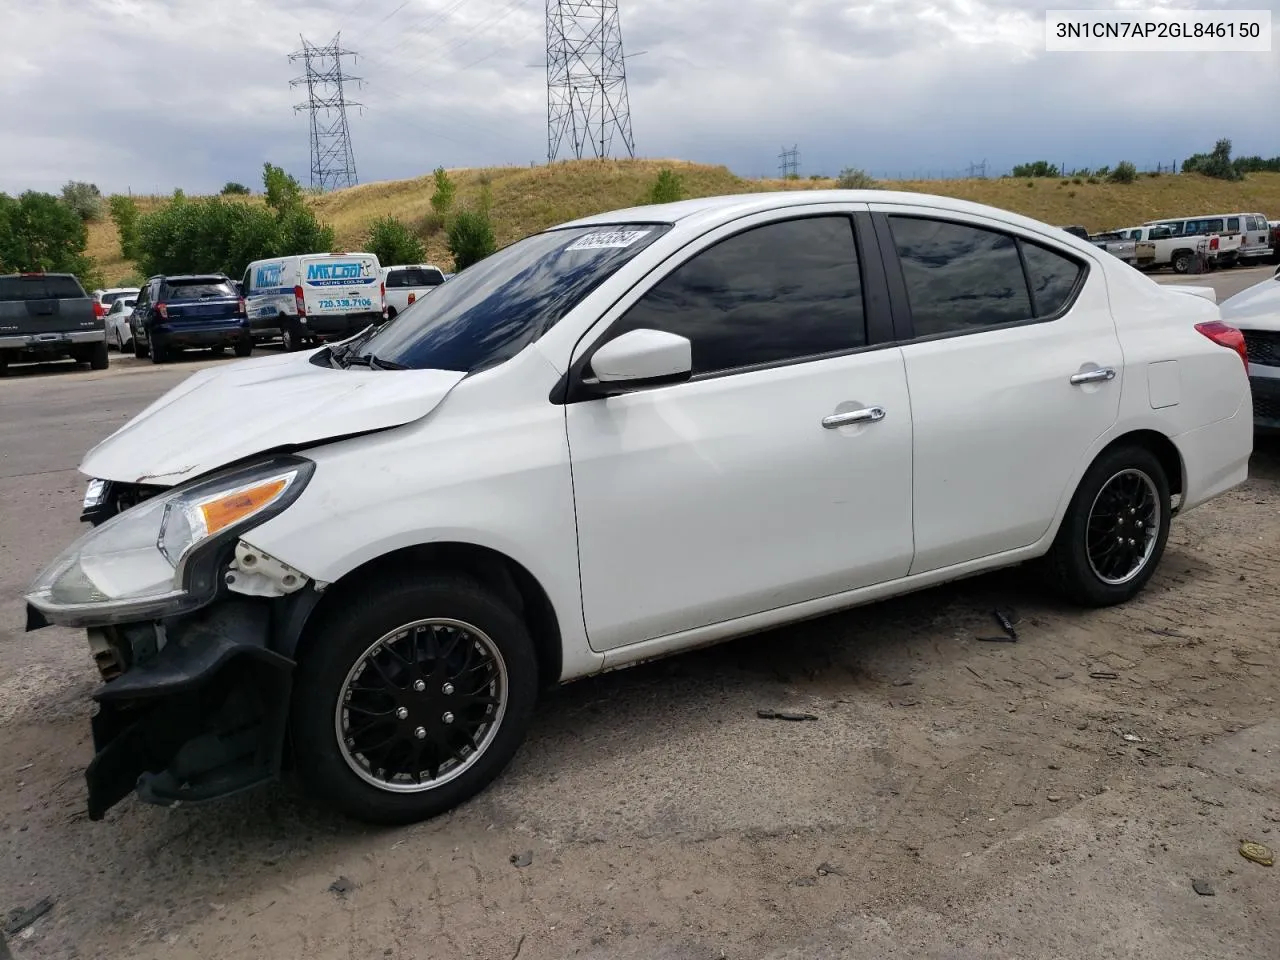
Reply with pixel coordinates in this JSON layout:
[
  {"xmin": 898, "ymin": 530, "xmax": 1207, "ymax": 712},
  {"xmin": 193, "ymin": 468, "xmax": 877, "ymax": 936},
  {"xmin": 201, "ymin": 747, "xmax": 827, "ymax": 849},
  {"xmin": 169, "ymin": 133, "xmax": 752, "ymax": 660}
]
[
  {"xmin": 26, "ymin": 191, "xmax": 1253, "ymax": 825},
  {"xmin": 1219, "ymin": 264, "xmax": 1280, "ymax": 429},
  {"xmin": 103, "ymin": 296, "xmax": 137, "ymax": 351}
]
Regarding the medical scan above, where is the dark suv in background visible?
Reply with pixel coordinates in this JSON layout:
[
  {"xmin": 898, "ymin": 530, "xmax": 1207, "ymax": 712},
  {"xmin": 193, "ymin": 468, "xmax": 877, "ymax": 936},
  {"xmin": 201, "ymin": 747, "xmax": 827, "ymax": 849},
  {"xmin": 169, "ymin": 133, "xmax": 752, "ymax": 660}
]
[{"xmin": 131, "ymin": 275, "xmax": 253, "ymax": 364}]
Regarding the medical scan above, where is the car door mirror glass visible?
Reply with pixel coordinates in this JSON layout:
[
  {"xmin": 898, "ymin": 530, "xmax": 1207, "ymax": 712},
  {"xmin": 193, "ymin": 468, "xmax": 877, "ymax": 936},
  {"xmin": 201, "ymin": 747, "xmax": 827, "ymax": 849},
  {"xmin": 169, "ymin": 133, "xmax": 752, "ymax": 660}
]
[{"xmin": 591, "ymin": 328, "xmax": 692, "ymax": 387}]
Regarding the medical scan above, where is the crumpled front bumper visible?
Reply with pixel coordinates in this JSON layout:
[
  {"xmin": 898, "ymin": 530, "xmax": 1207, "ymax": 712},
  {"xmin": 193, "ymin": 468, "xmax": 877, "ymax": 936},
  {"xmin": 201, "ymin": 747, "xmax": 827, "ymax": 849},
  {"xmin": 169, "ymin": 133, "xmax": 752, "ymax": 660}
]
[{"xmin": 75, "ymin": 600, "xmax": 296, "ymax": 820}]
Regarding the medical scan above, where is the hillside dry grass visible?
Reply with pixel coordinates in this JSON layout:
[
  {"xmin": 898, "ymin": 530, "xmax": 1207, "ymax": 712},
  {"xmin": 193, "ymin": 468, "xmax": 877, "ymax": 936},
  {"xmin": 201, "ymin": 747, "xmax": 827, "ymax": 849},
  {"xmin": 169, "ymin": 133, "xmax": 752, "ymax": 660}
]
[{"xmin": 86, "ymin": 160, "xmax": 1280, "ymax": 282}]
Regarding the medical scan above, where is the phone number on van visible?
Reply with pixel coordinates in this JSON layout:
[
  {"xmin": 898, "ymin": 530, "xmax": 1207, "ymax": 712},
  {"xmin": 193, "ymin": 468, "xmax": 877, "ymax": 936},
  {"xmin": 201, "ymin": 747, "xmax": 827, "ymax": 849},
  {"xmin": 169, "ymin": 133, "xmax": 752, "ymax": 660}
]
[{"xmin": 317, "ymin": 297, "xmax": 375, "ymax": 311}]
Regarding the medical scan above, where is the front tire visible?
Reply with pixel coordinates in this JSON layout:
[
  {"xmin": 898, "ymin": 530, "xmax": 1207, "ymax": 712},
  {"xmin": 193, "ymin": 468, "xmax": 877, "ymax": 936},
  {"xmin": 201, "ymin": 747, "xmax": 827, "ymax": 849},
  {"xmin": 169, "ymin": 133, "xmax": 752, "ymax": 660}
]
[
  {"xmin": 1045, "ymin": 445, "xmax": 1171, "ymax": 607},
  {"xmin": 290, "ymin": 574, "xmax": 539, "ymax": 825},
  {"xmin": 282, "ymin": 317, "xmax": 304, "ymax": 352}
]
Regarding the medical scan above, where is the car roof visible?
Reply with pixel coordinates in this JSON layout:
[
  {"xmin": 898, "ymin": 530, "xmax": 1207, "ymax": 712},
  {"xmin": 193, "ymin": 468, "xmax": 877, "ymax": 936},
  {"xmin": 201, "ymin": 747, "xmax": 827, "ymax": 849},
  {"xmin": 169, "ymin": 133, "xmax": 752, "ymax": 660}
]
[
  {"xmin": 556, "ymin": 190, "xmax": 1103, "ymax": 251},
  {"xmin": 157, "ymin": 274, "xmax": 228, "ymax": 281}
]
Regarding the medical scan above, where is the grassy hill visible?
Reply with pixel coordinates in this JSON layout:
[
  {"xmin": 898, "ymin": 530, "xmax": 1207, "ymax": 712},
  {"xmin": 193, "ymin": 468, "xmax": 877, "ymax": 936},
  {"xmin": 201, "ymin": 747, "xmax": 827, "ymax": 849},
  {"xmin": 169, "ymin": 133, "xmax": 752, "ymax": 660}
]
[{"xmin": 86, "ymin": 160, "xmax": 1280, "ymax": 284}]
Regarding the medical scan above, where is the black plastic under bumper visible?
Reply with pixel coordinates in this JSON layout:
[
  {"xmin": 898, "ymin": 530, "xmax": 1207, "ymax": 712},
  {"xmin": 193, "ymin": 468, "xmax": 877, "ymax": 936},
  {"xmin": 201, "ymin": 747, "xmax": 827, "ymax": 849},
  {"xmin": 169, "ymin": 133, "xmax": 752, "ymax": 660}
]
[
  {"xmin": 85, "ymin": 600, "xmax": 294, "ymax": 820},
  {"xmin": 1249, "ymin": 374, "xmax": 1280, "ymax": 430}
]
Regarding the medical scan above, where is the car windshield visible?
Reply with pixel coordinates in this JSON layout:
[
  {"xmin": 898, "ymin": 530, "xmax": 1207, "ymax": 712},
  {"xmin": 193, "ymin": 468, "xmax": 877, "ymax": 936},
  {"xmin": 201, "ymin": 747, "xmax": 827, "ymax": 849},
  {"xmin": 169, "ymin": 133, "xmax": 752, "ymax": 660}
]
[
  {"xmin": 347, "ymin": 224, "xmax": 669, "ymax": 373},
  {"xmin": 163, "ymin": 278, "xmax": 235, "ymax": 299}
]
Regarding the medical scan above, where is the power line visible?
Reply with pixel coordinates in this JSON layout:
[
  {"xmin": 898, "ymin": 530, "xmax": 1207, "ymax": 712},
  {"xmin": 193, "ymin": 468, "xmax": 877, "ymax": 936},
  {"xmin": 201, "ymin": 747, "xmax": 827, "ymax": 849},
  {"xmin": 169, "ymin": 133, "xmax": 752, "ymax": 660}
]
[
  {"xmin": 546, "ymin": 0, "xmax": 637, "ymax": 162},
  {"xmin": 289, "ymin": 34, "xmax": 363, "ymax": 190}
]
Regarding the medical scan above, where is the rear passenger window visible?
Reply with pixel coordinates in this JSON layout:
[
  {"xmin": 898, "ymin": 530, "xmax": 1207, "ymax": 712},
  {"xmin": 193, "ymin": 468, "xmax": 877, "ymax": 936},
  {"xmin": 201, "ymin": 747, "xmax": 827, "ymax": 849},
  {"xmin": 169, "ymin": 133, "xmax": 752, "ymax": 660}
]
[
  {"xmin": 887, "ymin": 217, "xmax": 1032, "ymax": 337},
  {"xmin": 1018, "ymin": 241, "xmax": 1084, "ymax": 317},
  {"xmin": 606, "ymin": 216, "xmax": 866, "ymax": 376},
  {"xmin": 1228, "ymin": 217, "xmax": 1241, "ymax": 232}
]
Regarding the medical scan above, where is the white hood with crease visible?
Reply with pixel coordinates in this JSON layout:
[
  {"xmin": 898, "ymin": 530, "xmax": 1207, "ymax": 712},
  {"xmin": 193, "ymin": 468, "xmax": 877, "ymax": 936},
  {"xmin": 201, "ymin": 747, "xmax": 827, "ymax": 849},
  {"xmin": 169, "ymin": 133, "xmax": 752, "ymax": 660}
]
[{"xmin": 81, "ymin": 350, "xmax": 465, "ymax": 485}]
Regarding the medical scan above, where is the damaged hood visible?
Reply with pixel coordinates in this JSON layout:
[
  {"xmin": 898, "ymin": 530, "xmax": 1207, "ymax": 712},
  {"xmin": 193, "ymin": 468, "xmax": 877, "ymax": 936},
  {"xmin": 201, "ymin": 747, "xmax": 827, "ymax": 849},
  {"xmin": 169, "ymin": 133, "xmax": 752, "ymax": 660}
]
[{"xmin": 81, "ymin": 349, "xmax": 465, "ymax": 485}]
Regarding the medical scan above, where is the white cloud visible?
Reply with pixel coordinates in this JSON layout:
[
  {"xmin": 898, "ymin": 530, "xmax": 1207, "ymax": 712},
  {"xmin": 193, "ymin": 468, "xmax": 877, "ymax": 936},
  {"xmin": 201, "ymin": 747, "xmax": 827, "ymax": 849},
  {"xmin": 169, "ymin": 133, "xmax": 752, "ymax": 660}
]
[{"xmin": 1, "ymin": 0, "xmax": 1276, "ymax": 193}]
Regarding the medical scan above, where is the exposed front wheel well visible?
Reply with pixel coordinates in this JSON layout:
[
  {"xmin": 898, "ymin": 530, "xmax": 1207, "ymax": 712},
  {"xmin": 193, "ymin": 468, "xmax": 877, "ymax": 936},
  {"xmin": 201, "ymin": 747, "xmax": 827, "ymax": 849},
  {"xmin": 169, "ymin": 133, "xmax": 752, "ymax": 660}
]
[{"xmin": 293, "ymin": 543, "xmax": 563, "ymax": 688}]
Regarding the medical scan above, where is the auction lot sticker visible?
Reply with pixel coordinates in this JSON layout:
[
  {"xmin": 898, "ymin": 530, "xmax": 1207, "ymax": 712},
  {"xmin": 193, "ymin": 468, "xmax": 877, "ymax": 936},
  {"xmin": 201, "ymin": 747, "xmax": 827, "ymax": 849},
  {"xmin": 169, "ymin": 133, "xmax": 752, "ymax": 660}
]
[
  {"xmin": 1046, "ymin": 9, "xmax": 1271, "ymax": 52},
  {"xmin": 566, "ymin": 230, "xmax": 653, "ymax": 251}
]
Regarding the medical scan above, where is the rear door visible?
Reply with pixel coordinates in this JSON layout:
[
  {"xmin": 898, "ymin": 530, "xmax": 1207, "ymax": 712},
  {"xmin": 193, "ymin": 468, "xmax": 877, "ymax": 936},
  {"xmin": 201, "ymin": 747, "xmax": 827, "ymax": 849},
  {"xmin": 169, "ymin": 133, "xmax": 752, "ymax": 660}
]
[
  {"xmin": 159, "ymin": 277, "xmax": 240, "ymax": 323},
  {"xmin": 870, "ymin": 205, "xmax": 1122, "ymax": 573},
  {"xmin": 300, "ymin": 255, "xmax": 381, "ymax": 315}
]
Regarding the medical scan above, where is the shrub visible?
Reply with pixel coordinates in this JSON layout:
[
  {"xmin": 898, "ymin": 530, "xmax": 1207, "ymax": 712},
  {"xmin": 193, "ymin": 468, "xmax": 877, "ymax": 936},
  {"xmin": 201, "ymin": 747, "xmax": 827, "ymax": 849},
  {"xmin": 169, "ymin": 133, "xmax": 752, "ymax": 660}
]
[
  {"xmin": 366, "ymin": 215, "xmax": 425, "ymax": 266},
  {"xmin": 1011, "ymin": 161, "xmax": 1060, "ymax": 178},
  {"xmin": 263, "ymin": 162, "xmax": 304, "ymax": 212},
  {"xmin": 1093, "ymin": 165, "xmax": 1111, "ymax": 179},
  {"xmin": 430, "ymin": 166, "xmax": 456, "ymax": 218},
  {"xmin": 646, "ymin": 168, "xmax": 685, "ymax": 204},
  {"xmin": 221, "ymin": 182, "xmax": 251, "ymax": 195},
  {"xmin": 1060, "ymin": 179, "xmax": 1070, "ymax": 186},
  {"xmin": 417, "ymin": 211, "xmax": 446, "ymax": 237},
  {"xmin": 60, "ymin": 181, "xmax": 105, "ymax": 222},
  {"xmin": 1068, "ymin": 191, "xmax": 1077, "ymax": 199},
  {"xmin": 1025, "ymin": 180, "xmax": 1035, "ymax": 188},
  {"xmin": 835, "ymin": 167, "xmax": 878, "ymax": 189},
  {"xmin": 447, "ymin": 209, "xmax": 496, "ymax": 271},
  {"xmin": 1072, "ymin": 177, "xmax": 1083, "ymax": 185},
  {"xmin": 1108, "ymin": 161, "xmax": 1138, "ymax": 184},
  {"xmin": 1086, "ymin": 177, "xmax": 1100, "ymax": 184}
]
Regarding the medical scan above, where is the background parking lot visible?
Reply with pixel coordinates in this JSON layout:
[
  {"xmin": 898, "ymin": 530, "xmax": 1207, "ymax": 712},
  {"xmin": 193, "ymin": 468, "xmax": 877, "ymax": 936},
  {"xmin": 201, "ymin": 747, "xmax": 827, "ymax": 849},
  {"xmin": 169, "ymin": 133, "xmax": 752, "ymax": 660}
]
[{"xmin": 1, "ymin": 267, "xmax": 1278, "ymax": 960}]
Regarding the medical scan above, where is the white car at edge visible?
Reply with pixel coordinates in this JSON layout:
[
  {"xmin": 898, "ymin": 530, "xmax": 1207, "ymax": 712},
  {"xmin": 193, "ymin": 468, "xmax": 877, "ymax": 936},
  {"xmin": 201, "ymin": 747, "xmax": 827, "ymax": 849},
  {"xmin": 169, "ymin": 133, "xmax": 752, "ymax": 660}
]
[
  {"xmin": 1220, "ymin": 263, "xmax": 1280, "ymax": 430},
  {"xmin": 25, "ymin": 191, "xmax": 1253, "ymax": 825}
]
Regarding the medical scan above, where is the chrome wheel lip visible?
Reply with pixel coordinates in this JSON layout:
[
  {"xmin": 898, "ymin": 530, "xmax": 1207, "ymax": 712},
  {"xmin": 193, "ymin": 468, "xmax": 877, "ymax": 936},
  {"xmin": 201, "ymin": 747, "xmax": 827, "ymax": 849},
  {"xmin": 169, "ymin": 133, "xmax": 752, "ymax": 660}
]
[
  {"xmin": 1086, "ymin": 467, "xmax": 1161, "ymax": 586},
  {"xmin": 333, "ymin": 617, "xmax": 508, "ymax": 795}
]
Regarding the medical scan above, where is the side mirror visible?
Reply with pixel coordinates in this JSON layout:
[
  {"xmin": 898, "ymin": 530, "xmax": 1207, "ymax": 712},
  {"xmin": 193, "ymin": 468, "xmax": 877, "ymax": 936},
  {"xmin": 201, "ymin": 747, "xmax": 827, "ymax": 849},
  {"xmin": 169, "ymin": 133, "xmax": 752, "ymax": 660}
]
[{"xmin": 587, "ymin": 328, "xmax": 692, "ymax": 392}]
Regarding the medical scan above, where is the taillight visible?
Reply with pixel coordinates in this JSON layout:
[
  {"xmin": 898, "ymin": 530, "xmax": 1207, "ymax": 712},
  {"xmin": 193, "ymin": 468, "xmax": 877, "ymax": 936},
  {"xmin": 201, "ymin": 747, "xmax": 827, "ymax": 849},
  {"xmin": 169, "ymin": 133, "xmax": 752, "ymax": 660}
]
[
  {"xmin": 1210, "ymin": 236, "xmax": 1220, "ymax": 251},
  {"xmin": 380, "ymin": 281, "xmax": 387, "ymax": 318},
  {"xmin": 93, "ymin": 302, "xmax": 105, "ymax": 318},
  {"xmin": 293, "ymin": 285, "xmax": 306, "ymax": 317},
  {"xmin": 238, "ymin": 296, "xmax": 247, "ymax": 316},
  {"xmin": 1196, "ymin": 321, "xmax": 1248, "ymax": 370},
  {"xmin": 156, "ymin": 302, "xmax": 168, "ymax": 319},
  {"xmin": 407, "ymin": 291, "xmax": 416, "ymax": 305}
]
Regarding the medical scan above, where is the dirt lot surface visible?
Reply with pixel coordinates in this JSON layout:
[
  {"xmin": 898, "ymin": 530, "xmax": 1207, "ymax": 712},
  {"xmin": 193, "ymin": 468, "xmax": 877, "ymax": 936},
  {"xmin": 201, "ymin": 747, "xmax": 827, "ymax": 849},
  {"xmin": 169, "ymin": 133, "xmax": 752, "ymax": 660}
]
[{"xmin": 2, "ymin": 279, "xmax": 1278, "ymax": 959}]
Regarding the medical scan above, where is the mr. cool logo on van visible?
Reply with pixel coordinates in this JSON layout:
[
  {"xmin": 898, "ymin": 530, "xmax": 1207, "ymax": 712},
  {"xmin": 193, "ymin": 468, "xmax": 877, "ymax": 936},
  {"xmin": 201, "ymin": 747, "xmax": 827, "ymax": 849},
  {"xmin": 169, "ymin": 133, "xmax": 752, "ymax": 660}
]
[{"xmin": 305, "ymin": 261, "xmax": 375, "ymax": 287}]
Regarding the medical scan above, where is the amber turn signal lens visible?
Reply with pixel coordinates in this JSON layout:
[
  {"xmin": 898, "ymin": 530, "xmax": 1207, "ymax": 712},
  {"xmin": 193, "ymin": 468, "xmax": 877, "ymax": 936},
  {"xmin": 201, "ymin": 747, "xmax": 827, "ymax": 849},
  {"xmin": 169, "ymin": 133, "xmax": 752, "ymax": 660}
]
[{"xmin": 197, "ymin": 478, "xmax": 289, "ymax": 536}]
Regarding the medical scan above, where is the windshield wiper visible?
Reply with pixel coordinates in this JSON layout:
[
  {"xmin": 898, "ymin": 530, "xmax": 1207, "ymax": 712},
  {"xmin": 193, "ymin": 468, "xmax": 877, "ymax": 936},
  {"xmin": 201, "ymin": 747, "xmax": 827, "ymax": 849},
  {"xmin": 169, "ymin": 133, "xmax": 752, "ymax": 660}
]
[{"xmin": 339, "ymin": 351, "xmax": 405, "ymax": 371}]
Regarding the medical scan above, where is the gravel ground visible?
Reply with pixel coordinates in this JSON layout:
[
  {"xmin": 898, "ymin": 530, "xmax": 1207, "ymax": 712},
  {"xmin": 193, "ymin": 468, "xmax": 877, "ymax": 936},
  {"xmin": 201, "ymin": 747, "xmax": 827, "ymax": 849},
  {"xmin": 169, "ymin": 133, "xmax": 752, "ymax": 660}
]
[{"xmin": 2, "ymin": 290, "xmax": 1277, "ymax": 959}]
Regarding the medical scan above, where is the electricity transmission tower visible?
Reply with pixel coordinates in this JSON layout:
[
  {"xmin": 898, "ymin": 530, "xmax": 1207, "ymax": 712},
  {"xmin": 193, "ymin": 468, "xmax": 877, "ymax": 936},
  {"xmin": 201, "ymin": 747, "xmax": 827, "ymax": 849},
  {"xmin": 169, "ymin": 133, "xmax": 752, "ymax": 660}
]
[
  {"xmin": 966, "ymin": 159, "xmax": 988, "ymax": 179},
  {"xmin": 545, "ymin": 0, "xmax": 637, "ymax": 163},
  {"xmin": 289, "ymin": 34, "xmax": 362, "ymax": 191},
  {"xmin": 778, "ymin": 145, "xmax": 800, "ymax": 179}
]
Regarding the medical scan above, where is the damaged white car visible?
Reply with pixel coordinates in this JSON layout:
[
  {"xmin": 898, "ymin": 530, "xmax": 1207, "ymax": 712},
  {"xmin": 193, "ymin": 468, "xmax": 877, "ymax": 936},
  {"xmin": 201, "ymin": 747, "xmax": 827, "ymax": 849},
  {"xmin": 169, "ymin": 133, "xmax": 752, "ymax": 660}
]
[{"xmin": 26, "ymin": 192, "xmax": 1254, "ymax": 824}]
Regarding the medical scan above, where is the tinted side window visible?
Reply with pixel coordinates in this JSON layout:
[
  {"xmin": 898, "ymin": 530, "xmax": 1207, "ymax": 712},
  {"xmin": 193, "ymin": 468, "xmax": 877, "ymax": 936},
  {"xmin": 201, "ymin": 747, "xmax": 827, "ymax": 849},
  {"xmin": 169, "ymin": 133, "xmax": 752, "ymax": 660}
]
[
  {"xmin": 1228, "ymin": 217, "xmax": 1241, "ymax": 232},
  {"xmin": 888, "ymin": 217, "xmax": 1032, "ymax": 337},
  {"xmin": 385, "ymin": 270, "xmax": 409, "ymax": 288},
  {"xmin": 605, "ymin": 216, "xmax": 866, "ymax": 376},
  {"xmin": 1019, "ymin": 240, "xmax": 1084, "ymax": 317}
]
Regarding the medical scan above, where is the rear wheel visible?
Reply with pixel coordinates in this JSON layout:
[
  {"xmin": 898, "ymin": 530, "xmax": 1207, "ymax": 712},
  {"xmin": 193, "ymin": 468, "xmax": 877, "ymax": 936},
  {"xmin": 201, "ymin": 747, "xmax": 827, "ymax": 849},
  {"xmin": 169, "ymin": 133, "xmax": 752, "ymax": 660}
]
[
  {"xmin": 134, "ymin": 332, "xmax": 149, "ymax": 359},
  {"xmin": 290, "ymin": 574, "xmax": 538, "ymax": 825},
  {"xmin": 1045, "ymin": 445, "xmax": 1171, "ymax": 607},
  {"xmin": 149, "ymin": 334, "xmax": 168, "ymax": 364},
  {"xmin": 89, "ymin": 340, "xmax": 109, "ymax": 371},
  {"xmin": 210, "ymin": 345, "xmax": 226, "ymax": 355},
  {"xmin": 234, "ymin": 337, "xmax": 253, "ymax": 358},
  {"xmin": 1172, "ymin": 250, "xmax": 1193, "ymax": 274}
]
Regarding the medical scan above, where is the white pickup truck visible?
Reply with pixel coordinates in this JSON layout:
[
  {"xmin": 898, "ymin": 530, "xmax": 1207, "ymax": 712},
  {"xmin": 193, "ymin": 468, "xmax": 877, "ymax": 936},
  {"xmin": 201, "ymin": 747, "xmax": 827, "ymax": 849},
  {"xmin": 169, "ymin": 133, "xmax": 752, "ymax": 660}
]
[
  {"xmin": 1088, "ymin": 231, "xmax": 1156, "ymax": 269},
  {"xmin": 382, "ymin": 263, "xmax": 447, "ymax": 319},
  {"xmin": 1114, "ymin": 224, "xmax": 1227, "ymax": 274}
]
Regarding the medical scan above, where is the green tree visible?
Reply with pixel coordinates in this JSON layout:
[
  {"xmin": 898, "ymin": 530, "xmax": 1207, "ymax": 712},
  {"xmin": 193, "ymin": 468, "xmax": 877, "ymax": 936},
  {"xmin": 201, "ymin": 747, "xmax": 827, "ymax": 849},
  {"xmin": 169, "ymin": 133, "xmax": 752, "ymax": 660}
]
[
  {"xmin": 366, "ymin": 215, "xmax": 425, "ymax": 266},
  {"xmin": 447, "ymin": 210, "xmax": 497, "ymax": 271},
  {"xmin": 275, "ymin": 205, "xmax": 335, "ymax": 257},
  {"xmin": 60, "ymin": 181, "xmax": 105, "ymax": 221},
  {"xmin": 430, "ymin": 166, "xmax": 456, "ymax": 218},
  {"xmin": 221, "ymin": 181, "xmax": 251, "ymax": 195},
  {"xmin": 0, "ymin": 191, "xmax": 97, "ymax": 282},
  {"xmin": 646, "ymin": 168, "xmax": 685, "ymax": 204},
  {"xmin": 1108, "ymin": 161, "xmax": 1138, "ymax": 184},
  {"xmin": 263, "ymin": 162, "xmax": 304, "ymax": 212},
  {"xmin": 1183, "ymin": 139, "xmax": 1241, "ymax": 181},
  {"xmin": 108, "ymin": 195, "xmax": 142, "ymax": 261}
]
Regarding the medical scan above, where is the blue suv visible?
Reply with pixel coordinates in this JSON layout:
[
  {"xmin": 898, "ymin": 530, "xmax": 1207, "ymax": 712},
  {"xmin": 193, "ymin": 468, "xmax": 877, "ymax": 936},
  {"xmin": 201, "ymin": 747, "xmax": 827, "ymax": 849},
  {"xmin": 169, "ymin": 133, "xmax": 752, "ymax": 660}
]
[{"xmin": 131, "ymin": 274, "xmax": 252, "ymax": 364}]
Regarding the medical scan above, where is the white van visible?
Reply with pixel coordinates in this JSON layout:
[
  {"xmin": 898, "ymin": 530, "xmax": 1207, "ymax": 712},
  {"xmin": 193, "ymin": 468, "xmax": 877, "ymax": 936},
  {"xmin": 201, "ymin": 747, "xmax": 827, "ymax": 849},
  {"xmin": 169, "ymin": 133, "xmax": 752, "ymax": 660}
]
[{"xmin": 242, "ymin": 252, "xmax": 385, "ymax": 351}]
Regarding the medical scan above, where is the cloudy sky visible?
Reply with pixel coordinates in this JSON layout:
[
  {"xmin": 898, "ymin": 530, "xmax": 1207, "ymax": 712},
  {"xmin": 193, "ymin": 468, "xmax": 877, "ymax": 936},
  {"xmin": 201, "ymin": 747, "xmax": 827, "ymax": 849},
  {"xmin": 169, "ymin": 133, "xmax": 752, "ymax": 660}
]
[{"xmin": 2, "ymin": 0, "xmax": 1277, "ymax": 195}]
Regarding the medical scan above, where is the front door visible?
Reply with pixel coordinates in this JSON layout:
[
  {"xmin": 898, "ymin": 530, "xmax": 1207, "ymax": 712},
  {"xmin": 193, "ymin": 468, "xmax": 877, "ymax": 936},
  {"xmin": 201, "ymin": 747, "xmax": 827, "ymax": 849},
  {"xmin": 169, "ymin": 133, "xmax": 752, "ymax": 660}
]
[
  {"xmin": 870, "ymin": 207, "xmax": 1123, "ymax": 574},
  {"xmin": 565, "ymin": 212, "xmax": 915, "ymax": 651}
]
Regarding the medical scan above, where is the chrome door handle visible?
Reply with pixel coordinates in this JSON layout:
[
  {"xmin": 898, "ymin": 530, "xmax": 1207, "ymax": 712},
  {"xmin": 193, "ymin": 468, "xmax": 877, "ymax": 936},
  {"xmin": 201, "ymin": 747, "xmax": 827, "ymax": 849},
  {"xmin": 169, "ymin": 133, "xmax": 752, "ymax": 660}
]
[
  {"xmin": 822, "ymin": 406, "xmax": 885, "ymax": 429},
  {"xmin": 1070, "ymin": 368, "xmax": 1116, "ymax": 385}
]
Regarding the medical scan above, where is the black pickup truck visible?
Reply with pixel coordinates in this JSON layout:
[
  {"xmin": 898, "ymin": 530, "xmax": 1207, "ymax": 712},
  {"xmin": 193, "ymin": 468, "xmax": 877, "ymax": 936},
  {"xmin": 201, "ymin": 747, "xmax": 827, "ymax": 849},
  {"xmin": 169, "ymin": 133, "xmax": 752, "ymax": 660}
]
[{"xmin": 0, "ymin": 272, "xmax": 107, "ymax": 374}]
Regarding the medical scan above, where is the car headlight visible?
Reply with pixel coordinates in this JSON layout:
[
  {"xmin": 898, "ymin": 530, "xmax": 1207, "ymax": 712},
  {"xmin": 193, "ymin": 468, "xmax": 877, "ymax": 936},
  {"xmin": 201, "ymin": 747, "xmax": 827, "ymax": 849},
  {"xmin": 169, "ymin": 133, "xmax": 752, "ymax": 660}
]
[
  {"xmin": 83, "ymin": 478, "xmax": 107, "ymax": 510},
  {"xmin": 26, "ymin": 457, "xmax": 314, "ymax": 627}
]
